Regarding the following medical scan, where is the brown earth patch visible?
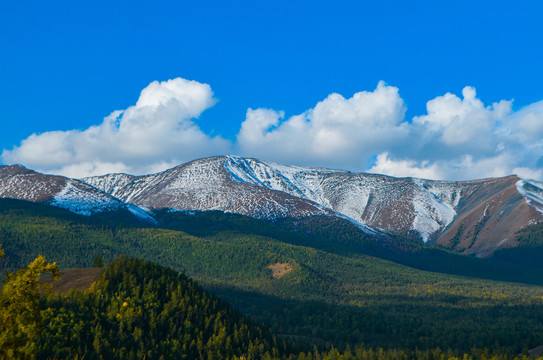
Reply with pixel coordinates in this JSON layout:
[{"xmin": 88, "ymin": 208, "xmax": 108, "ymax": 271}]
[
  {"xmin": 40, "ymin": 267, "xmax": 103, "ymax": 294},
  {"xmin": 267, "ymin": 262, "xmax": 292, "ymax": 278}
]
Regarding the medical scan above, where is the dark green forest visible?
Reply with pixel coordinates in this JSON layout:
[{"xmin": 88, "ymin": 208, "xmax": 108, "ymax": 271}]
[
  {"xmin": 1, "ymin": 251, "xmax": 542, "ymax": 360},
  {"xmin": 1, "ymin": 253, "xmax": 281, "ymax": 359},
  {"xmin": 2, "ymin": 198, "xmax": 543, "ymax": 358}
]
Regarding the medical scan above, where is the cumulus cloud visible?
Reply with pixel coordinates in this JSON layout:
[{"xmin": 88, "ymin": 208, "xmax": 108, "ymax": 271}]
[
  {"xmin": 237, "ymin": 81, "xmax": 408, "ymax": 170},
  {"xmin": 413, "ymin": 87, "xmax": 511, "ymax": 147},
  {"xmin": 238, "ymin": 84, "xmax": 543, "ymax": 181},
  {"xmin": 397, "ymin": 87, "xmax": 542, "ymax": 180},
  {"xmin": 504, "ymin": 100, "xmax": 543, "ymax": 144},
  {"xmin": 367, "ymin": 153, "xmax": 444, "ymax": 180},
  {"xmin": 2, "ymin": 77, "xmax": 543, "ymax": 181},
  {"xmin": 2, "ymin": 78, "xmax": 232, "ymax": 177}
]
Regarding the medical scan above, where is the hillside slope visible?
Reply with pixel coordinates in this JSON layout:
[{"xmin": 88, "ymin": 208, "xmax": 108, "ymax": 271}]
[
  {"xmin": 434, "ymin": 176, "xmax": 543, "ymax": 256},
  {"xmin": 7, "ymin": 256, "xmax": 279, "ymax": 359}
]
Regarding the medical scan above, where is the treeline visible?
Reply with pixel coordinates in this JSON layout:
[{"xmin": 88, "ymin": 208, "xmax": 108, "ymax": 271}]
[
  {"xmin": 277, "ymin": 216, "xmax": 543, "ymax": 285},
  {"xmin": 491, "ymin": 223, "xmax": 543, "ymax": 273},
  {"xmin": 283, "ymin": 347, "xmax": 540, "ymax": 360}
]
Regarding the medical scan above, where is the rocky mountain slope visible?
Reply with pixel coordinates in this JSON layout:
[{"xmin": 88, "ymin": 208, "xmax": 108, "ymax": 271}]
[
  {"xmin": 0, "ymin": 164, "xmax": 152, "ymax": 220},
  {"xmin": 434, "ymin": 176, "xmax": 543, "ymax": 256},
  {"xmin": 84, "ymin": 156, "xmax": 543, "ymax": 256},
  {"xmin": 83, "ymin": 157, "xmax": 334, "ymax": 220},
  {"xmin": 2, "ymin": 157, "xmax": 542, "ymax": 256}
]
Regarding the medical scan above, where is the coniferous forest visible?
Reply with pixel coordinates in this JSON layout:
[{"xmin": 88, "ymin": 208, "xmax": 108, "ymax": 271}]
[{"xmin": 2, "ymin": 199, "xmax": 543, "ymax": 359}]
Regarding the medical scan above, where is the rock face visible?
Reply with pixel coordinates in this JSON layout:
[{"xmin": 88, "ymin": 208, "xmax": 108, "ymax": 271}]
[{"xmin": 2, "ymin": 157, "xmax": 543, "ymax": 257}]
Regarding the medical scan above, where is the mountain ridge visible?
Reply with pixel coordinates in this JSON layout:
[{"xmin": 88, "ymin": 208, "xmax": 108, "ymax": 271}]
[
  {"xmin": 83, "ymin": 156, "xmax": 543, "ymax": 256},
  {"xmin": 0, "ymin": 164, "xmax": 154, "ymax": 222},
  {"xmin": 2, "ymin": 156, "xmax": 542, "ymax": 256}
]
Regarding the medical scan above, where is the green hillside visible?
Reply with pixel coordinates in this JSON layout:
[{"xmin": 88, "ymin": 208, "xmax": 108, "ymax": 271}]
[
  {"xmin": 2, "ymin": 253, "xmax": 540, "ymax": 360},
  {"xmin": 2, "ymin": 198, "xmax": 543, "ymax": 354},
  {"xmin": 1, "ymin": 254, "xmax": 280, "ymax": 359},
  {"xmin": 491, "ymin": 222, "xmax": 543, "ymax": 272}
]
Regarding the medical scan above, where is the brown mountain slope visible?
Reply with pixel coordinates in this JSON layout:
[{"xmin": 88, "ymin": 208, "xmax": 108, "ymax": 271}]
[
  {"xmin": 0, "ymin": 165, "xmax": 67, "ymax": 202},
  {"xmin": 434, "ymin": 176, "xmax": 543, "ymax": 256}
]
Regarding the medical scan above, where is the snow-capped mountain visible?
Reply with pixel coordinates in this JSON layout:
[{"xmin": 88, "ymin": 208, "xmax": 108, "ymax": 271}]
[
  {"xmin": 84, "ymin": 156, "xmax": 543, "ymax": 256},
  {"xmin": 2, "ymin": 156, "xmax": 542, "ymax": 256},
  {"xmin": 83, "ymin": 157, "xmax": 334, "ymax": 220},
  {"xmin": 0, "ymin": 165, "xmax": 153, "ymax": 221}
]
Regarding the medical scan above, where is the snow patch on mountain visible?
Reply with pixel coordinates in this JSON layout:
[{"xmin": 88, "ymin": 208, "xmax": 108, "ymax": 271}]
[
  {"xmin": 83, "ymin": 173, "xmax": 154, "ymax": 203},
  {"xmin": 51, "ymin": 180, "xmax": 122, "ymax": 215},
  {"xmin": 409, "ymin": 180, "xmax": 459, "ymax": 241},
  {"xmin": 224, "ymin": 156, "xmax": 461, "ymax": 242},
  {"xmin": 224, "ymin": 156, "xmax": 342, "ymax": 208},
  {"xmin": 47, "ymin": 179, "xmax": 155, "ymax": 221},
  {"xmin": 516, "ymin": 179, "xmax": 543, "ymax": 214},
  {"xmin": 126, "ymin": 204, "xmax": 157, "ymax": 223}
]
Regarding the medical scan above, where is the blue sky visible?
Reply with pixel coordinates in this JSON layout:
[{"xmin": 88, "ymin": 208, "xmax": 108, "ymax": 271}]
[{"xmin": 1, "ymin": 1, "xmax": 543, "ymax": 180}]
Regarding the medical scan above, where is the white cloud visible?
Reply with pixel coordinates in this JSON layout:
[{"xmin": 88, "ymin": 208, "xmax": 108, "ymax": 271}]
[
  {"xmin": 368, "ymin": 153, "xmax": 526, "ymax": 181},
  {"xmin": 413, "ymin": 87, "xmax": 511, "ymax": 146},
  {"xmin": 505, "ymin": 100, "xmax": 543, "ymax": 144},
  {"xmin": 408, "ymin": 86, "xmax": 513, "ymax": 164},
  {"xmin": 238, "ymin": 83, "xmax": 543, "ymax": 181},
  {"xmin": 367, "ymin": 153, "xmax": 444, "ymax": 179},
  {"xmin": 513, "ymin": 167, "xmax": 543, "ymax": 181},
  {"xmin": 2, "ymin": 78, "xmax": 543, "ymax": 181},
  {"xmin": 237, "ymin": 81, "xmax": 408, "ymax": 169},
  {"xmin": 2, "ymin": 78, "xmax": 232, "ymax": 177}
]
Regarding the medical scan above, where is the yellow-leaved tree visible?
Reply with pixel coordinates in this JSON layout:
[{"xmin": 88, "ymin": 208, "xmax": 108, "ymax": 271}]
[{"xmin": 0, "ymin": 245, "xmax": 59, "ymax": 359}]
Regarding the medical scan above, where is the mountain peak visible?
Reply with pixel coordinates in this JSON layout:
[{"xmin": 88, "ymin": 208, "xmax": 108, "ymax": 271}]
[
  {"xmin": 83, "ymin": 156, "xmax": 543, "ymax": 256},
  {"xmin": 3, "ymin": 156, "xmax": 542, "ymax": 256}
]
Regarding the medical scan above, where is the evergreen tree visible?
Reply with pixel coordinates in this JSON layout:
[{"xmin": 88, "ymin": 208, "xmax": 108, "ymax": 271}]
[{"xmin": 92, "ymin": 255, "xmax": 104, "ymax": 267}]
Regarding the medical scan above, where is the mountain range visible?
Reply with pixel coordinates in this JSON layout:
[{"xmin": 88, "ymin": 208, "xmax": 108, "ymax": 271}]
[
  {"xmin": 2, "ymin": 155, "xmax": 543, "ymax": 257},
  {"xmin": 4, "ymin": 156, "xmax": 543, "ymax": 354}
]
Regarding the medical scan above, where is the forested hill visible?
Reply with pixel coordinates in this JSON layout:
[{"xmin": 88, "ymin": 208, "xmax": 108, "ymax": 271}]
[{"xmin": 1, "ymin": 255, "xmax": 281, "ymax": 359}]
